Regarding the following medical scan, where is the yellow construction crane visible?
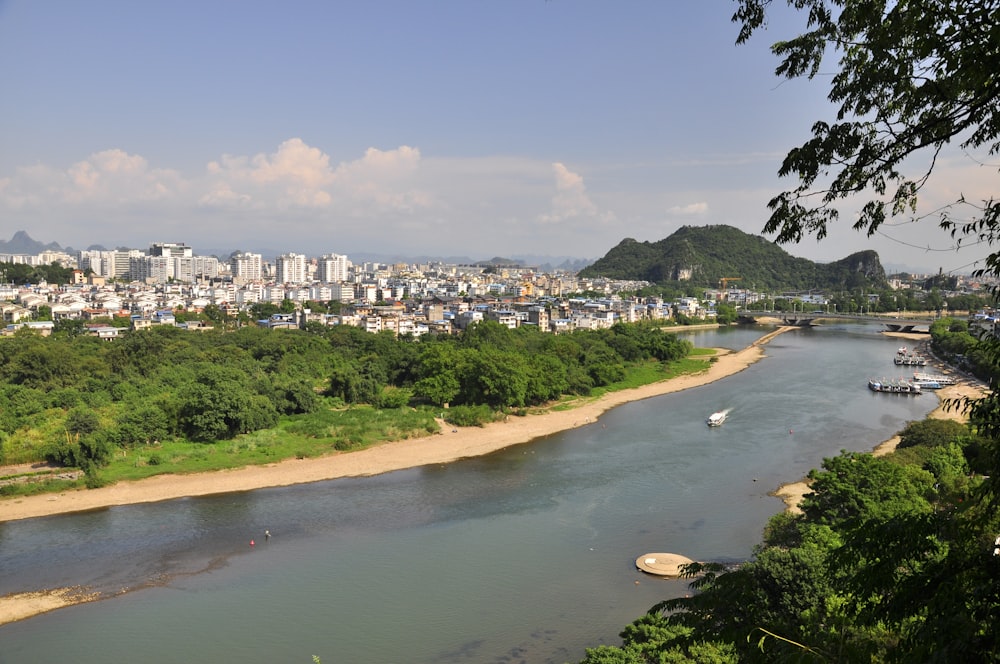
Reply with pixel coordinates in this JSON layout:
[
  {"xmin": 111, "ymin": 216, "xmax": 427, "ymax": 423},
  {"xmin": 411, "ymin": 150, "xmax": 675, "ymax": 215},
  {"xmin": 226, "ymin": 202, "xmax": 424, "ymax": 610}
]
[{"xmin": 719, "ymin": 277, "xmax": 742, "ymax": 289}]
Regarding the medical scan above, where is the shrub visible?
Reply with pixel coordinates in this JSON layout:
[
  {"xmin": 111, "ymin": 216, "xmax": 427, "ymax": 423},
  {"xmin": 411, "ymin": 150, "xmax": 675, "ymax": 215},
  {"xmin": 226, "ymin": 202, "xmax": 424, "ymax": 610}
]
[
  {"xmin": 897, "ymin": 419, "xmax": 969, "ymax": 449},
  {"xmin": 377, "ymin": 386, "xmax": 412, "ymax": 409},
  {"xmin": 443, "ymin": 404, "xmax": 497, "ymax": 427}
]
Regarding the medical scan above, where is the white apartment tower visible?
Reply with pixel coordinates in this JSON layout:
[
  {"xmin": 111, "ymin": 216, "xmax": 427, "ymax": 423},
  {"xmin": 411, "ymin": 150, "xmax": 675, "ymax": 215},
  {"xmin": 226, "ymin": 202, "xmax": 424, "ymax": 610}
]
[
  {"xmin": 276, "ymin": 253, "xmax": 307, "ymax": 285},
  {"xmin": 78, "ymin": 250, "xmax": 116, "ymax": 277},
  {"xmin": 317, "ymin": 253, "xmax": 351, "ymax": 283},
  {"xmin": 230, "ymin": 252, "xmax": 263, "ymax": 284},
  {"xmin": 149, "ymin": 242, "xmax": 193, "ymax": 258},
  {"xmin": 191, "ymin": 255, "xmax": 219, "ymax": 280},
  {"xmin": 131, "ymin": 255, "xmax": 170, "ymax": 283},
  {"xmin": 112, "ymin": 249, "xmax": 144, "ymax": 280}
]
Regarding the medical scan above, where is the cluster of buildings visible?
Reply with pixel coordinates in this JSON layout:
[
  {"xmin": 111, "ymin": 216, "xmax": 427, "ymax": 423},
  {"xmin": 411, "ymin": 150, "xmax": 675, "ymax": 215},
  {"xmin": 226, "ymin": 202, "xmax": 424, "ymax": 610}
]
[
  {"xmin": 3, "ymin": 240, "xmax": 991, "ymax": 340},
  {"xmin": 3, "ymin": 241, "xmax": 696, "ymax": 337}
]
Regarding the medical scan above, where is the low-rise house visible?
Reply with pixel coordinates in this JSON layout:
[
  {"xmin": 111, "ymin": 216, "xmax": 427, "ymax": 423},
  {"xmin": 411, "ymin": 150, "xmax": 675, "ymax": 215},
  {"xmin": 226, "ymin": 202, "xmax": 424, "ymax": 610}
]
[
  {"xmin": 1, "ymin": 304, "xmax": 32, "ymax": 323},
  {"xmin": 264, "ymin": 313, "xmax": 298, "ymax": 330},
  {"xmin": 178, "ymin": 321, "xmax": 214, "ymax": 332},
  {"xmin": 1, "ymin": 321, "xmax": 55, "ymax": 336},
  {"xmin": 85, "ymin": 325, "xmax": 121, "ymax": 340},
  {"xmin": 550, "ymin": 318, "xmax": 574, "ymax": 334}
]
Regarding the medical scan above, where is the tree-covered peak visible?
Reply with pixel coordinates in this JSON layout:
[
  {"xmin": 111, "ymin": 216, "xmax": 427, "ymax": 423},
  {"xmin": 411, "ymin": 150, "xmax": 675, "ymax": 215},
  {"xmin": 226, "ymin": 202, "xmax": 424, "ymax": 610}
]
[{"xmin": 578, "ymin": 224, "xmax": 888, "ymax": 291}]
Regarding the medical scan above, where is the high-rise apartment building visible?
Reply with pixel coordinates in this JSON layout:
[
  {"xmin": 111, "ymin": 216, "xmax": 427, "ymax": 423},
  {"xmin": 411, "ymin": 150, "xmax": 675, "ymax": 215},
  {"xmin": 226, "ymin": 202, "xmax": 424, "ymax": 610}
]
[
  {"xmin": 230, "ymin": 252, "xmax": 263, "ymax": 284},
  {"xmin": 276, "ymin": 253, "xmax": 307, "ymax": 285},
  {"xmin": 317, "ymin": 253, "xmax": 351, "ymax": 283},
  {"xmin": 131, "ymin": 255, "xmax": 170, "ymax": 283},
  {"xmin": 113, "ymin": 249, "xmax": 144, "ymax": 280},
  {"xmin": 149, "ymin": 242, "xmax": 193, "ymax": 258}
]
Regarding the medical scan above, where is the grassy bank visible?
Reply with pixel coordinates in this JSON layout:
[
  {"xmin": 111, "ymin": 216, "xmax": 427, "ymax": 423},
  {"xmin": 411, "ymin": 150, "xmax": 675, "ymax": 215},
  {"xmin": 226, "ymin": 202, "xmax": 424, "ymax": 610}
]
[{"xmin": 0, "ymin": 352, "xmax": 718, "ymax": 499}]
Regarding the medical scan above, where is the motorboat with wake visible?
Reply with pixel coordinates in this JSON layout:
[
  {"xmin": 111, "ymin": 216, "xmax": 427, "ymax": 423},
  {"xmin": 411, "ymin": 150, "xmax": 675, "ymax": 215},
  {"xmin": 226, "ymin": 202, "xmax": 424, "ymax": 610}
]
[{"xmin": 707, "ymin": 410, "xmax": 728, "ymax": 427}]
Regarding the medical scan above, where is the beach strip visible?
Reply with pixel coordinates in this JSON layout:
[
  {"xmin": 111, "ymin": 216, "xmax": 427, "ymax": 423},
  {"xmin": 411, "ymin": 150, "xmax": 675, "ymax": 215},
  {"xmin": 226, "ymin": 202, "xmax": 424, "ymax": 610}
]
[{"xmin": 0, "ymin": 326, "xmax": 789, "ymax": 525}]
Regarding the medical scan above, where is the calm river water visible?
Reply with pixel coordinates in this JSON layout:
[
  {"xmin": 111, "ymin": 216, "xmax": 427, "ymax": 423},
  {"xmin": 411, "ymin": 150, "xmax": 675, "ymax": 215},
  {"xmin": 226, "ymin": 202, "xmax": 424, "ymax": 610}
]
[{"xmin": 0, "ymin": 324, "xmax": 940, "ymax": 664}]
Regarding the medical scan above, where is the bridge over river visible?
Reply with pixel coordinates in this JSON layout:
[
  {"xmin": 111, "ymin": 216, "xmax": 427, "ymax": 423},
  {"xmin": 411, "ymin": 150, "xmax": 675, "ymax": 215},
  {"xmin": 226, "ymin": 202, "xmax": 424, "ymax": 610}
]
[{"xmin": 739, "ymin": 312, "xmax": 938, "ymax": 333}]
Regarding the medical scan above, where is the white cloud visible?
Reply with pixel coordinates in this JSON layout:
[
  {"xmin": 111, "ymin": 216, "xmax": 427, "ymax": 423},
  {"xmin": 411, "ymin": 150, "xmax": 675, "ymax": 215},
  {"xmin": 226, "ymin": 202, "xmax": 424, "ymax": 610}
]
[
  {"xmin": 667, "ymin": 202, "xmax": 708, "ymax": 215},
  {"xmin": 62, "ymin": 149, "xmax": 181, "ymax": 204},
  {"xmin": 18, "ymin": 139, "xmax": 979, "ymax": 263},
  {"xmin": 538, "ymin": 162, "xmax": 607, "ymax": 225},
  {"xmin": 330, "ymin": 145, "xmax": 431, "ymax": 213},
  {"xmin": 200, "ymin": 141, "xmax": 432, "ymax": 213},
  {"xmin": 204, "ymin": 138, "xmax": 335, "ymax": 208}
]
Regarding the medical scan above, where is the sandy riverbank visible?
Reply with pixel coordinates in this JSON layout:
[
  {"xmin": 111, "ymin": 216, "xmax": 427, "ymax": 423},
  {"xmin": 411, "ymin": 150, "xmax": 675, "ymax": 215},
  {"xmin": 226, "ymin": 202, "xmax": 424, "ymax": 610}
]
[
  {"xmin": 0, "ymin": 327, "xmax": 791, "ymax": 625},
  {"xmin": 0, "ymin": 326, "xmax": 791, "ymax": 526},
  {"xmin": 773, "ymin": 333, "xmax": 990, "ymax": 513}
]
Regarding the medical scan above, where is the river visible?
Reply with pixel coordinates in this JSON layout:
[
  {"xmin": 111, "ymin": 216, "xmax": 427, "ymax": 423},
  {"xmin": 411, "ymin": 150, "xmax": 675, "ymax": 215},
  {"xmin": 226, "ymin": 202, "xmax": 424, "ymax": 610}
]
[{"xmin": 0, "ymin": 324, "xmax": 939, "ymax": 664}]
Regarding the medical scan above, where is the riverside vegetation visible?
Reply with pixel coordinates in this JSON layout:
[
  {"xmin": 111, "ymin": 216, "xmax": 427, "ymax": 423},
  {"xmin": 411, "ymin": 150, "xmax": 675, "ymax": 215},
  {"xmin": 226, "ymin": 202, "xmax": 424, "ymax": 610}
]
[
  {"xmin": 0, "ymin": 319, "xmax": 697, "ymax": 496},
  {"xmin": 573, "ymin": 0, "xmax": 1000, "ymax": 660},
  {"xmin": 577, "ymin": 317, "xmax": 1000, "ymax": 663}
]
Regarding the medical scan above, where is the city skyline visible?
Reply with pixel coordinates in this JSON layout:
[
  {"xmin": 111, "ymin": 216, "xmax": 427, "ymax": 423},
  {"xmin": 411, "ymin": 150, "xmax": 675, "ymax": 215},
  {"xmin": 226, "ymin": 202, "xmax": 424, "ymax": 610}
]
[{"xmin": 1, "ymin": 1, "xmax": 993, "ymax": 274}]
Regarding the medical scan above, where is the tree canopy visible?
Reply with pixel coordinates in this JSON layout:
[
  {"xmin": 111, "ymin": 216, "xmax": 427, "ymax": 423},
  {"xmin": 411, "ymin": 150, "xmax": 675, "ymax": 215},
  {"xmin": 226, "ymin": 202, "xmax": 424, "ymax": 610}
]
[
  {"xmin": 734, "ymin": 0, "xmax": 1000, "ymax": 251},
  {"xmin": 0, "ymin": 318, "xmax": 695, "ymax": 474}
]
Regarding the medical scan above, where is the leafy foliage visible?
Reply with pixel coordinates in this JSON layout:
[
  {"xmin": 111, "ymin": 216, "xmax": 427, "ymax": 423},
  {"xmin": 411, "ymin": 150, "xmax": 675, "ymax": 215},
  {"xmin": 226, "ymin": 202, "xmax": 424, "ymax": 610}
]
[
  {"xmin": 733, "ymin": 0, "xmax": 1000, "ymax": 251},
  {"xmin": 0, "ymin": 317, "xmax": 696, "ymax": 480}
]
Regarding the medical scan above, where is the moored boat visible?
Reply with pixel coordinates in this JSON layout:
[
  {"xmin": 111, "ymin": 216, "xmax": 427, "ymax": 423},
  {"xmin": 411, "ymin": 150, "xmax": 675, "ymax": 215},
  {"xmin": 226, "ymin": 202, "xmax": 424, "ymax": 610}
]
[
  {"xmin": 894, "ymin": 351, "xmax": 928, "ymax": 366},
  {"xmin": 913, "ymin": 379, "xmax": 941, "ymax": 389},
  {"xmin": 913, "ymin": 371, "xmax": 956, "ymax": 386},
  {"xmin": 868, "ymin": 378, "xmax": 922, "ymax": 394}
]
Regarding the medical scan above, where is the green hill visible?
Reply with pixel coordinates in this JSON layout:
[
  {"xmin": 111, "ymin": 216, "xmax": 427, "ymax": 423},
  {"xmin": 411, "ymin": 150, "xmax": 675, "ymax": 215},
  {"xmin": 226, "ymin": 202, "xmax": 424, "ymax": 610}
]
[{"xmin": 578, "ymin": 225, "xmax": 887, "ymax": 291}]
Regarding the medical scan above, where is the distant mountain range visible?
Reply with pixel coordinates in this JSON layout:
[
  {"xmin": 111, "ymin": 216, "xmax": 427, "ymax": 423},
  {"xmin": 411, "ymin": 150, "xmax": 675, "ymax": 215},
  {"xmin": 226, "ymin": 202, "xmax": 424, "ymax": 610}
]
[
  {"xmin": 578, "ymin": 225, "xmax": 889, "ymax": 291},
  {"xmin": 0, "ymin": 230, "xmax": 71, "ymax": 255}
]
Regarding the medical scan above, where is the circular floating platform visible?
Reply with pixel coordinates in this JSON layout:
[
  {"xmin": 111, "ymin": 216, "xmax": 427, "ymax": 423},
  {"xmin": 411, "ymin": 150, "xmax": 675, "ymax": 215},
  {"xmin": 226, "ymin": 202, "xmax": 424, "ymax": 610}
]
[{"xmin": 635, "ymin": 553, "xmax": 695, "ymax": 577}]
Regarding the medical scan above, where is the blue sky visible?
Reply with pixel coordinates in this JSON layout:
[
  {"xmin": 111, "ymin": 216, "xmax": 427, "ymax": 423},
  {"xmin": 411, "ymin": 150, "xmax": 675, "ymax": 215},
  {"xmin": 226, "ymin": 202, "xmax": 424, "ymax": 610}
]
[{"xmin": 0, "ymin": 0, "xmax": 991, "ymax": 273}]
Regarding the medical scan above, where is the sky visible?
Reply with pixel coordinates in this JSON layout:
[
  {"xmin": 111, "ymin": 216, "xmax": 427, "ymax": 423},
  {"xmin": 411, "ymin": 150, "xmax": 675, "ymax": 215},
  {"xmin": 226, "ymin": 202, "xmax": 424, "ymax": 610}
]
[{"xmin": 0, "ymin": 0, "xmax": 993, "ymax": 274}]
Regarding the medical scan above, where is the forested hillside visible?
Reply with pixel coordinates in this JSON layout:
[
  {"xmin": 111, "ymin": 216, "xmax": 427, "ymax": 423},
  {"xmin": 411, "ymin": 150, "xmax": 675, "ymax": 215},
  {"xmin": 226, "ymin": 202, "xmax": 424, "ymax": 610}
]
[{"xmin": 578, "ymin": 225, "xmax": 887, "ymax": 291}]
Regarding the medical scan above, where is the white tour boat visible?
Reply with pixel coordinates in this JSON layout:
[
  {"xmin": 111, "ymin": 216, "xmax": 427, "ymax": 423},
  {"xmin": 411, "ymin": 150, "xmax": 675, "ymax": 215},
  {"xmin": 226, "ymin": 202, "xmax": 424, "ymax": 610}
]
[{"xmin": 707, "ymin": 411, "xmax": 727, "ymax": 427}]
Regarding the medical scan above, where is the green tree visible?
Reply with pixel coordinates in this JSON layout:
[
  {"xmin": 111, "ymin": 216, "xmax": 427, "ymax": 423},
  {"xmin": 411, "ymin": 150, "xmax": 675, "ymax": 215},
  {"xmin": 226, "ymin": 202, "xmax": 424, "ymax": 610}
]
[
  {"xmin": 801, "ymin": 452, "xmax": 935, "ymax": 527},
  {"xmin": 897, "ymin": 419, "xmax": 970, "ymax": 449},
  {"xmin": 178, "ymin": 365, "xmax": 278, "ymax": 441},
  {"xmin": 116, "ymin": 405, "xmax": 170, "ymax": 447},
  {"xmin": 250, "ymin": 302, "xmax": 280, "ymax": 320},
  {"xmin": 714, "ymin": 303, "xmax": 738, "ymax": 325},
  {"xmin": 412, "ymin": 342, "xmax": 462, "ymax": 406},
  {"xmin": 457, "ymin": 346, "xmax": 530, "ymax": 409},
  {"xmin": 4, "ymin": 335, "xmax": 79, "ymax": 389},
  {"xmin": 202, "ymin": 303, "xmax": 225, "ymax": 325},
  {"xmin": 53, "ymin": 318, "xmax": 85, "ymax": 337},
  {"xmin": 733, "ymin": 0, "xmax": 1000, "ymax": 249},
  {"xmin": 582, "ymin": 341, "xmax": 626, "ymax": 386},
  {"xmin": 65, "ymin": 406, "xmax": 101, "ymax": 437}
]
